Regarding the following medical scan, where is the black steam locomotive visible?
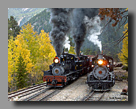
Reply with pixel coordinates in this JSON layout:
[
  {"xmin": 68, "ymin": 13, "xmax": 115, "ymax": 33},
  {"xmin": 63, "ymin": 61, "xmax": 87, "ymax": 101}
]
[
  {"xmin": 86, "ymin": 54, "xmax": 115, "ymax": 91},
  {"xmin": 43, "ymin": 52, "xmax": 90, "ymax": 87}
]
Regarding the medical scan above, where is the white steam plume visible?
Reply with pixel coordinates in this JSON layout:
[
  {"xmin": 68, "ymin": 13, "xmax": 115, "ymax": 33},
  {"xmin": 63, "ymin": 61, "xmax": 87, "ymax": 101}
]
[
  {"xmin": 64, "ymin": 35, "xmax": 70, "ymax": 51},
  {"xmin": 84, "ymin": 15, "xmax": 102, "ymax": 52}
]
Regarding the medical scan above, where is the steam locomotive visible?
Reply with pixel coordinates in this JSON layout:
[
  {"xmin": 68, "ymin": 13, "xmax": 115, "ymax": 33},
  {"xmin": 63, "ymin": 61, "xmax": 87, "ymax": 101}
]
[
  {"xmin": 86, "ymin": 54, "xmax": 115, "ymax": 91},
  {"xmin": 43, "ymin": 52, "xmax": 90, "ymax": 87}
]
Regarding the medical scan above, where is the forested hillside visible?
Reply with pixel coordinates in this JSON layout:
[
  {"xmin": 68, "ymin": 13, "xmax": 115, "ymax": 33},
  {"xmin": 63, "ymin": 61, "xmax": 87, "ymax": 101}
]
[
  {"xmin": 99, "ymin": 19, "xmax": 125, "ymax": 61},
  {"xmin": 8, "ymin": 8, "xmax": 45, "ymax": 26},
  {"xmin": 23, "ymin": 8, "xmax": 127, "ymax": 61},
  {"xmin": 99, "ymin": 8, "xmax": 128, "ymax": 62},
  {"xmin": 23, "ymin": 9, "xmax": 51, "ymax": 34}
]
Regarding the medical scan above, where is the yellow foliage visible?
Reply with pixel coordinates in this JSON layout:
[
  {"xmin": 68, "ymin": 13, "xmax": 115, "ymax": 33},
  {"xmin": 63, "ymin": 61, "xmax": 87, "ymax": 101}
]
[
  {"xmin": 8, "ymin": 24, "xmax": 56, "ymax": 88},
  {"xmin": 8, "ymin": 36, "xmax": 16, "ymax": 86},
  {"xmin": 118, "ymin": 23, "xmax": 128, "ymax": 66},
  {"xmin": 69, "ymin": 46, "xmax": 76, "ymax": 54}
]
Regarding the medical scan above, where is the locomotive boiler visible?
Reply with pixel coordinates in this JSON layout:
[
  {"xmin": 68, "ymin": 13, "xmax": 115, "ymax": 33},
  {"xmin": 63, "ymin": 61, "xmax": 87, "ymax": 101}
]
[{"xmin": 86, "ymin": 53, "xmax": 115, "ymax": 91}]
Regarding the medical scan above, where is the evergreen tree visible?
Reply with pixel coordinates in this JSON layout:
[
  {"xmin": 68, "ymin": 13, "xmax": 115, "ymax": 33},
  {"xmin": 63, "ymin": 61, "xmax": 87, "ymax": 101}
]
[
  {"xmin": 16, "ymin": 54, "xmax": 28, "ymax": 89},
  {"xmin": 8, "ymin": 16, "xmax": 21, "ymax": 39},
  {"xmin": 24, "ymin": 9, "xmax": 51, "ymax": 34}
]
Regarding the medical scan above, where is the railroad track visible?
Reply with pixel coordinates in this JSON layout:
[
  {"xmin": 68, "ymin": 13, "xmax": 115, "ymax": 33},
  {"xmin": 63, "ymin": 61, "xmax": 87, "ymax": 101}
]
[
  {"xmin": 8, "ymin": 82, "xmax": 47, "ymax": 101},
  {"xmin": 82, "ymin": 91, "xmax": 106, "ymax": 101},
  {"xmin": 8, "ymin": 83, "xmax": 46, "ymax": 95},
  {"xmin": 22, "ymin": 87, "xmax": 52, "ymax": 101},
  {"xmin": 8, "ymin": 82, "xmax": 61, "ymax": 101},
  {"xmin": 37, "ymin": 89, "xmax": 61, "ymax": 101},
  {"xmin": 21, "ymin": 88, "xmax": 61, "ymax": 101}
]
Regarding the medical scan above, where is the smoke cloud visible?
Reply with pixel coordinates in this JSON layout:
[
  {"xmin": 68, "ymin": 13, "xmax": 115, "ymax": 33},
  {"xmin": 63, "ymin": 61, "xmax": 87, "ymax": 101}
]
[
  {"xmin": 70, "ymin": 8, "xmax": 99, "ymax": 56},
  {"xmin": 50, "ymin": 8, "xmax": 73, "ymax": 56},
  {"xmin": 49, "ymin": 8, "xmax": 100, "ymax": 56},
  {"xmin": 84, "ymin": 15, "xmax": 102, "ymax": 52}
]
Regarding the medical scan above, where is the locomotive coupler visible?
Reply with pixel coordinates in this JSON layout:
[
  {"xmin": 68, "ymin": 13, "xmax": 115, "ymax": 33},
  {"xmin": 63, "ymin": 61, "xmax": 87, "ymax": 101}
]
[{"xmin": 51, "ymin": 80, "xmax": 58, "ymax": 85}]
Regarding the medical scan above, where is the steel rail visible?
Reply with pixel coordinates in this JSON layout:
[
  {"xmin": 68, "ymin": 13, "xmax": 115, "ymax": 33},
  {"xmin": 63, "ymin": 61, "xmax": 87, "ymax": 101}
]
[
  {"xmin": 37, "ymin": 89, "xmax": 60, "ymax": 101},
  {"xmin": 22, "ymin": 87, "xmax": 52, "ymax": 101},
  {"xmin": 83, "ymin": 91, "xmax": 94, "ymax": 101},
  {"xmin": 98, "ymin": 91, "xmax": 106, "ymax": 101},
  {"xmin": 8, "ymin": 82, "xmax": 46, "ymax": 95},
  {"xmin": 8, "ymin": 83, "xmax": 47, "ymax": 99},
  {"xmin": 83, "ymin": 91, "xmax": 105, "ymax": 101}
]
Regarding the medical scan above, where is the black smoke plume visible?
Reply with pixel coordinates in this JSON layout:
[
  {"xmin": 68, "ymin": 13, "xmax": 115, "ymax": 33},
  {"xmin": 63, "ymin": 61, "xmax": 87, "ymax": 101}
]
[
  {"xmin": 50, "ymin": 8, "xmax": 73, "ymax": 56},
  {"xmin": 71, "ymin": 8, "xmax": 99, "ymax": 56}
]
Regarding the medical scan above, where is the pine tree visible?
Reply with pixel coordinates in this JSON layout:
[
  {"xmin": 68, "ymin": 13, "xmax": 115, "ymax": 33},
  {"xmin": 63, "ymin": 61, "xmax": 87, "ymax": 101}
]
[
  {"xmin": 8, "ymin": 16, "xmax": 21, "ymax": 39},
  {"xmin": 16, "ymin": 54, "xmax": 28, "ymax": 89}
]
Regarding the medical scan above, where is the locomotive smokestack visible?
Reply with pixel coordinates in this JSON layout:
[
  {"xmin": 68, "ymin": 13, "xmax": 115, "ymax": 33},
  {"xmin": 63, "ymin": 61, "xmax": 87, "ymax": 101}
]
[
  {"xmin": 71, "ymin": 8, "xmax": 99, "ymax": 56},
  {"xmin": 75, "ymin": 40, "xmax": 83, "ymax": 56},
  {"xmin": 50, "ymin": 8, "xmax": 73, "ymax": 56}
]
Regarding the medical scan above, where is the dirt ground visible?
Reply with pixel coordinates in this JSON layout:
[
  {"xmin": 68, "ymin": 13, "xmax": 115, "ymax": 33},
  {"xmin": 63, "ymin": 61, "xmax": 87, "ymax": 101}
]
[{"xmin": 47, "ymin": 74, "xmax": 128, "ymax": 101}]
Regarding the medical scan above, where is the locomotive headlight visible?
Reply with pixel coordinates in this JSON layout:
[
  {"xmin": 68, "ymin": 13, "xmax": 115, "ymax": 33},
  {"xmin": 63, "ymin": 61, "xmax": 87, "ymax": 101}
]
[
  {"xmin": 98, "ymin": 60, "xmax": 103, "ymax": 65},
  {"xmin": 107, "ymin": 64, "xmax": 110, "ymax": 67},
  {"xmin": 91, "ymin": 65, "xmax": 94, "ymax": 67},
  {"xmin": 54, "ymin": 59, "xmax": 59, "ymax": 63}
]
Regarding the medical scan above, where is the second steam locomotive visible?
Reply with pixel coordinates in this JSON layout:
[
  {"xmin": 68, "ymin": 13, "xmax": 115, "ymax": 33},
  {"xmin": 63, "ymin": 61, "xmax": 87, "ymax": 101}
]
[{"xmin": 86, "ymin": 54, "xmax": 115, "ymax": 91}]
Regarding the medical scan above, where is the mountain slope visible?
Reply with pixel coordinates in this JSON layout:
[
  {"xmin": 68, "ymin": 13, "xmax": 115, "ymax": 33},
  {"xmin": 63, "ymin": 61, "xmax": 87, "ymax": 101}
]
[
  {"xmin": 23, "ymin": 9, "xmax": 51, "ymax": 34},
  {"xmin": 8, "ymin": 8, "xmax": 45, "ymax": 26}
]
